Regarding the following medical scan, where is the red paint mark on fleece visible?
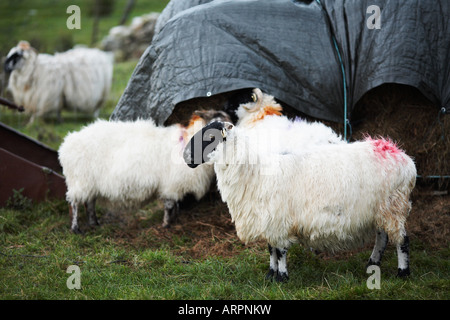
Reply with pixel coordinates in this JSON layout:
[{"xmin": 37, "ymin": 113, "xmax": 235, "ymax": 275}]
[{"xmin": 366, "ymin": 136, "xmax": 404, "ymax": 161}]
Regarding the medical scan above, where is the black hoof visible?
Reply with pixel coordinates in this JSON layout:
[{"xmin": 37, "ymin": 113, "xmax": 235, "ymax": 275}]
[
  {"xmin": 366, "ymin": 259, "xmax": 381, "ymax": 269},
  {"xmin": 275, "ymin": 272, "xmax": 289, "ymax": 283},
  {"xmin": 71, "ymin": 226, "xmax": 83, "ymax": 234},
  {"xmin": 88, "ymin": 219, "xmax": 100, "ymax": 227},
  {"xmin": 397, "ymin": 268, "xmax": 410, "ymax": 278},
  {"xmin": 265, "ymin": 269, "xmax": 275, "ymax": 280}
]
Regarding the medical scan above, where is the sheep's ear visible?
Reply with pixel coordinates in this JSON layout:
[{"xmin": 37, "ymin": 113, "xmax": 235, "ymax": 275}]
[
  {"xmin": 254, "ymin": 88, "xmax": 264, "ymax": 105},
  {"xmin": 243, "ymin": 88, "xmax": 263, "ymax": 112},
  {"xmin": 183, "ymin": 121, "xmax": 226, "ymax": 168},
  {"xmin": 251, "ymin": 92, "xmax": 258, "ymax": 103}
]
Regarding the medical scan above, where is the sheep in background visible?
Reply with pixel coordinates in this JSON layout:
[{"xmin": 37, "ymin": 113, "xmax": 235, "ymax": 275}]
[
  {"xmin": 184, "ymin": 121, "xmax": 416, "ymax": 282},
  {"xmin": 4, "ymin": 41, "xmax": 113, "ymax": 123},
  {"xmin": 230, "ymin": 88, "xmax": 344, "ymax": 157},
  {"xmin": 58, "ymin": 110, "xmax": 231, "ymax": 233},
  {"xmin": 101, "ymin": 12, "xmax": 160, "ymax": 61}
]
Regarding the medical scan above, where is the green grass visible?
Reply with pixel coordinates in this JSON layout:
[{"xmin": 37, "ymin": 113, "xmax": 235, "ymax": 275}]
[
  {"xmin": 0, "ymin": 0, "xmax": 170, "ymax": 55},
  {"xmin": 0, "ymin": 197, "xmax": 449, "ymax": 300}
]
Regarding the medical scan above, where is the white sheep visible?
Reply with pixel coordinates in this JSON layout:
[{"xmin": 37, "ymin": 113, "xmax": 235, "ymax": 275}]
[
  {"xmin": 4, "ymin": 41, "xmax": 113, "ymax": 123},
  {"xmin": 220, "ymin": 88, "xmax": 345, "ymax": 171},
  {"xmin": 58, "ymin": 110, "xmax": 231, "ymax": 233},
  {"xmin": 184, "ymin": 121, "xmax": 416, "ymax": 282},
  {"xmin": 234, "ymin": 88, "xmax": 344, "ymax": 148}
]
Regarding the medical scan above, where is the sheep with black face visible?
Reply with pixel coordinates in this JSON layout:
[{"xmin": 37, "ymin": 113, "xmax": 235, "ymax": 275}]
[
  {"xmin": 59, "ymin": 110, "xmax": 231, "ymax": 233},
  {"xmin": 184, "ymin": 120, "xmax": 416, "ymax": 282},
  {"xmin": 4, "ymin": 41, "xmax": 113, "ymax": 123}
]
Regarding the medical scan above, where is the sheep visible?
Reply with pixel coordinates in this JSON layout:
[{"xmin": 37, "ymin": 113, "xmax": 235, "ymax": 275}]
[
  {"xmin": 58, "ymin": 110, "xmax": 231, "ymax": 233},
  {"xmin": 238, "ymin": 88, "xmax": 343, "ymax": 141},
  {"xmin": 227, "ymin": 88, "xmax": 345, "ymax": 159},
  {"xmin": 4, "ymin": 41, "xmax": 113, "ymax": 124},
  {"xmin": 184, "ymin": 120, "xmax": 417, "ymax": 282},
  {"xmin": 101, "ymin": 12, "xmax": 160, "ymax": 61}
]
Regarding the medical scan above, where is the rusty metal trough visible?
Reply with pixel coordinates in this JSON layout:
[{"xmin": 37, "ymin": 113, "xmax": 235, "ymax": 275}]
[{"xmin": 0, "ymin": 122, "xmax": 66, "ymax": 206}]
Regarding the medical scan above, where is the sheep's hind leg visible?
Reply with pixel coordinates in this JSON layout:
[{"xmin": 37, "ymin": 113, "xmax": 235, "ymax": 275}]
[
  {"xmin": 86, "ymin": 199, "xmax": 99, "ymax": 227},
  {"xmin": 396, "ymin": 235, "xmax": 410, "ymax": 277},
  {"xmin": 162, "ymin": 199, "xmax": 179, "ymax": 228},
  {"xmin": 70, "ymin": 202, "xmax": 82, "ymax": 234},
  {"xmin": 367, "ymin": 230, "xmax": 388, "ymax": 268},
  {"xmin": 266, "ymin": 244, "xmax": 278, "ymax": 280},
  {"xmin": 266, "ymin": 244, "xmax": 289, "ymax": 282},
  {"xmin": 276, "ymin": 248, "xmax": 289, "ymax": 282}
]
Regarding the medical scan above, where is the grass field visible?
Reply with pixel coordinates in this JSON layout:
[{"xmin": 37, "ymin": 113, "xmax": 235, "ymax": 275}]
[
  {"xmin": 0, "ymin": 0, "xmax": 449, "ymax": 302},
  {"xmin": 0, "ymin": 190, "xmax": 449, "ymax": 300},
  {"xmin": 0, "ymin": 0, "xmax": 169, "ymax": 55}
]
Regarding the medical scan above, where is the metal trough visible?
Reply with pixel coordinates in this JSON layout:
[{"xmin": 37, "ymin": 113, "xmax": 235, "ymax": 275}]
[
  {"xmin": 0, "ymin": 122, "xmax": 66, "ymax": 206},
  {"xmin": 0, "ymin": 122, "xmax": 62, "ymax": 173}
]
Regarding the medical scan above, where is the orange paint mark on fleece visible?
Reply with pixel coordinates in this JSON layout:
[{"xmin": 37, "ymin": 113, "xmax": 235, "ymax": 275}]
[
  {"xmin": 181, "ymin": 114, "xmax": 205, "ymax": 145},
  {"xmin": 253, "ymin": 105, "xmax": 283, "ymax": 122},
  {"xmin": 187, "ymin": 115, "xmax": 202, "ymax": 128},
  {"xmin": 18, "ymin": 41, "xmax": 31, "ymax": 50}
]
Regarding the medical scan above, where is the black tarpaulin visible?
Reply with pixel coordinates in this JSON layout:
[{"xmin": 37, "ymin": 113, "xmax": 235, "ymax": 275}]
[{"xmin": 110, "ymin": 0, "xmax": 450, "ymax": 125}]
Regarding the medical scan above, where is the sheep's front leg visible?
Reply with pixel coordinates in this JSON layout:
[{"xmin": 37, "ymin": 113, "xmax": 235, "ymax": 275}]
[
  {"xmin": 266, "ymin": 244, "xmax": 289, "ymax": 282},
  {"xmin": 367, "ymin": 230, "xmax": 388, "ymax": 267},
  {"xmin": 396, "ymin": 235, "xmax": 410, "ymax": 277},
  {"xmin": 276, "ymin": 248, "xmax": 289, "ymax": 282},
  {"xmin": 162, "ymin": 199, "xmax": 179, "ymax": 228},
  {"xmin": 85, "ymin": 199, "xmax": 99, "ymax": 227},
  {"xmin": 266, "ymin": 244, "xmax": 278, "ymax": 280},
  {"xmin": 70, "ymin": 202, "xmax": 82, "ymax": 234}
]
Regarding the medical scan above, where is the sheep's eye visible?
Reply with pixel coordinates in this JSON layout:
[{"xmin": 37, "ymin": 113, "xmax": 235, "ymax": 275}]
[{"xmin": 251, "ymin": 93, "xmax": 257, "ymax": 102}]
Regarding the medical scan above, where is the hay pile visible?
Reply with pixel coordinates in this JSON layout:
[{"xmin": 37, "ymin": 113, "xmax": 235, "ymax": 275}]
[
  {"xmin": 280, "ymin": 84, "xmax": 449, "ymax": 183},
  {"xmin": 349, "ymin": 84, "xmax": 449, "ymax": 183}
]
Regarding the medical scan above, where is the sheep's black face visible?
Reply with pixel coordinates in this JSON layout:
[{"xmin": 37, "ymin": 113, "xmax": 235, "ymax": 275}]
[
  {"xmin": 4, "ymin": 51, "xmax": 23, "ymax": 73},
  {"xmin": 183, "ymin": 121, "xmax": 232, "ymax": 168}
]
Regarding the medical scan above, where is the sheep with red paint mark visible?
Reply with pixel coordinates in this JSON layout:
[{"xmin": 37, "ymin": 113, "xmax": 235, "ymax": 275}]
[
  {"xmin": 184, "ymin": 120, "xmax": 416, "ymax": 282},
  {"xmin": 58, "ymin": 110, "xmax": 231, "ymax": 233}
]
